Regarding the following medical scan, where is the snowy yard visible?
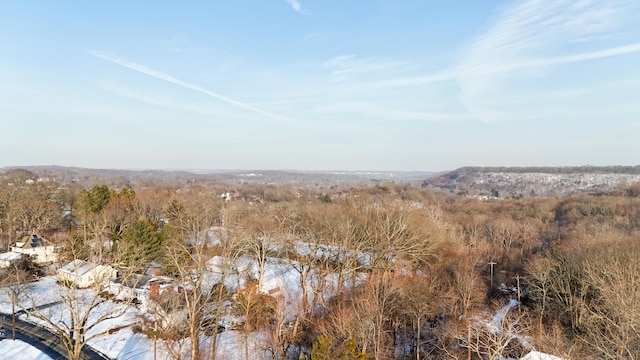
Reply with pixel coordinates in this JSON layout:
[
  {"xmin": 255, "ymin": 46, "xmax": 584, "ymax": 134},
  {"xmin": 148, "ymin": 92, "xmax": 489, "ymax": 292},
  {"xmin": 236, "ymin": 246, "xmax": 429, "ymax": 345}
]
[
  {"xmin": 0, "ymin": 261, "xmax": 562, "ymax": 360},
  {"xmin": 0, "ymin": 257, "xmax": 341, "ymax": 360},
  {"xmin": 0, "ymin": 339, "xmax": 53, "ymax": 360}
]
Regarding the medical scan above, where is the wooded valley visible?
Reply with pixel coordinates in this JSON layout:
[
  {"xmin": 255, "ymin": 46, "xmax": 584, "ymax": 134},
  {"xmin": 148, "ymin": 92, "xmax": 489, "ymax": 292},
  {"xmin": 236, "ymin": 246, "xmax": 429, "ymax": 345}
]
[{"xmin": 1, "ymin": 167, "xmax": 639, "ymax": 359}]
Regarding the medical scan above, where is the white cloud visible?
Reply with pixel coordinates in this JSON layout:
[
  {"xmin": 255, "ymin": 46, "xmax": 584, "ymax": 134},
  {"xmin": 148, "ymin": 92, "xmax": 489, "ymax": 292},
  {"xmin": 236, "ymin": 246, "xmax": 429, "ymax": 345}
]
[
  {"xmin": 88, "ymin": 50, "xmax": 294, "ymax": 124},
  {"xmin": 286, "ymin": 0, "xmax": 309, "ymax": 14},
  {"xmin": 456, "ymin": 0, "xmax": 640, "ymax": 121},
  {"xmin": 376, "ymin": 42, "xmax": 640, "ymax": 89},
  {"xmin": 372, "ymin": 0, "xmax": 640, "ymax": 123},
  {"xmin": 457, "ymin": 0, "xmax": 638, "ymax": 74}
]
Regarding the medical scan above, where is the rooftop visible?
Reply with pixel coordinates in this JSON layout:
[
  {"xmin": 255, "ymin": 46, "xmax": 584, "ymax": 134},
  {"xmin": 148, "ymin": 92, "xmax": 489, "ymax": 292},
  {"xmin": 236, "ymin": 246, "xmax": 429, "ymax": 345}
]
[
  {"xmin": 14, "ymin": 234, "xmax": 52, "ymax": 249},
  {"xmin": 58, "ymin": 259, "xmax": 99, "ymax": 276}
]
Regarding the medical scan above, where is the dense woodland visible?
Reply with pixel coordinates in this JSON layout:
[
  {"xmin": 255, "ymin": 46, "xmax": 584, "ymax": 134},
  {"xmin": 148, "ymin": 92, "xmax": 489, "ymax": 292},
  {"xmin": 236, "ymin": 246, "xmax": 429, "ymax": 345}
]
[{"xmin": 1, "ymin": 167, "xmax": 640, "ymax": 360}]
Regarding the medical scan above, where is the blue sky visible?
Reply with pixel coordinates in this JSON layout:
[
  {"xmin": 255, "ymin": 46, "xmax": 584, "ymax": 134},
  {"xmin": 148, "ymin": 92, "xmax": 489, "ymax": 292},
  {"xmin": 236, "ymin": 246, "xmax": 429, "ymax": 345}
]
[{"xmin": 1, "ymin": 0, "xmax": 639, "ymax": 171}]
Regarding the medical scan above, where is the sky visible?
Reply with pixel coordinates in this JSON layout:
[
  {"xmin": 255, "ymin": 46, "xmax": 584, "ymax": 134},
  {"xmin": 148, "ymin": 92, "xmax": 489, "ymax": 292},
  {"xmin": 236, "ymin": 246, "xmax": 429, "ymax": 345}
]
[{"xmin": 1, "ymin": 0, "xmax": 639, "ymax": 171}]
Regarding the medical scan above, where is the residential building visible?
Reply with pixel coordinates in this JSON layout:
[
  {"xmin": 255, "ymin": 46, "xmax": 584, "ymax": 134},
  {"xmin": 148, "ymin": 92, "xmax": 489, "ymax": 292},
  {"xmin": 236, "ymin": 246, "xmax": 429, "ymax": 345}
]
[
  {"xmin": 11, "ymin": 234, "xmax": 58, "ymax": 263},
  {"xmin": 57, "ymin": 259, "xmax": 117, "ymax": 288}
]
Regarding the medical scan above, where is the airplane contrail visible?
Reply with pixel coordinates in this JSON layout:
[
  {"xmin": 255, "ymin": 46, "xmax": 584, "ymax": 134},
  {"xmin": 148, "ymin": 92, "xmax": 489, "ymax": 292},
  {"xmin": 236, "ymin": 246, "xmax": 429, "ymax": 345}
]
[{"xmin": 88, "ymin": 50, "xmax": 291, "ymax": 123}]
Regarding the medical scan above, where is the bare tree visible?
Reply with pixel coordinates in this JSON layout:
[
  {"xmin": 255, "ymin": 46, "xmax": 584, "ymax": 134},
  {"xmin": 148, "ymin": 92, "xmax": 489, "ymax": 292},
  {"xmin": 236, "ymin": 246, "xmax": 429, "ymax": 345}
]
[
  {"xmin": 322, "ymin": 204, "xmax": 369, "ymax": 293},
  {"xmin": 244, "ymin": 207, "xmax": 278, "ymax": 291},
  {"xmin": 321, "ymin": 272, "xmax": 400, "ymax": 360},
  {"xmin": 8, "ymin": 193, "xmax": 61, "ymax": 233},
  {"xmin": 267, "ymin": 289, "xmax": 297, "ymax": 359},
  {"xmin": 133, "ymin": 186, "xmax": 174, "ymax": 225},
  {"xmin": 162, "ymin": 228, "xmax": 246, "ymax": 360},
  {"xmin": 524, "ymin": 256, "xmax": 555, "ymax": 331},
  {"xmin": 142, "ymin": 288, "xmax": 189, "ymax": 360},
  {"xmin": 166, "ymin": 185, "xmax": 222, "ymax": 247},
  {"xmin": 164, "ymin": 241, "xmax": 210, "ymax": 360},
  {"xmin": 578, "ymin": 240, "xmax": 640, "ymax": 359},
  {"xmin": 395, "ymin": 274, "xmax": 442, "ymax": 360},
  {"xmin": 458, "ymin": 309, "xmax": 531, "ymax": 360},
  {"xmin": 449, "ymin": 259, "xmax": 486, "ymax": 319},
  {"xmin": 358, "ymin": 203, "xmax": 438, "ymax": 274},
  {"xmin": 233, "ymin": 281, "xmax": 276, "ymax": 360},
  {"xmin": 22, "ymin": 265, "xmax": 133, "ymax": 360},
  {"xmin": 0, "ymin": 257, "xmax": 35, "ymax": 340},
  {"xmin": 208, "ymin": 226, "xmax": 247, "ymax": 360}
]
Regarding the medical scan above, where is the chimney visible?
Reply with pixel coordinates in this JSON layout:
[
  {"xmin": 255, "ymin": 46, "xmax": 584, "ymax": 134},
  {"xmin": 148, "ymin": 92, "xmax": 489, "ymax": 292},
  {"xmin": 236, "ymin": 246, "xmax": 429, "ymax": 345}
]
[{"xmin": 150, "ymin": 282, "xmax": 160, "ymax": 298}]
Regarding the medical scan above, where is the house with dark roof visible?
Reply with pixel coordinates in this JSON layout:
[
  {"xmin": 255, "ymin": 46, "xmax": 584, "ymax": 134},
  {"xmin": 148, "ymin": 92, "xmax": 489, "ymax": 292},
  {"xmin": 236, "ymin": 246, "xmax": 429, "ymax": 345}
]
[
  {"xmin": 109, "ymin": 273, "xmax": 174, "ymax": 305},
  {"xmin": 9, "ymin": 234, "xmax": 58, "ymax": 263}
]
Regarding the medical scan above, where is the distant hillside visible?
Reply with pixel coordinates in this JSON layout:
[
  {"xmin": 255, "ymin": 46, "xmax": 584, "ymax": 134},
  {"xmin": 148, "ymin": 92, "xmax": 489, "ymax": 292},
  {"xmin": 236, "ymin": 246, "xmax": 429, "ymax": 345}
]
[
  {"xmin": 422, "ymin": 166, "xmax": 640, "ymax": 197},
  {"xmin": 0, "ymin": 166, "xmax": 436, "ymax": 189}
]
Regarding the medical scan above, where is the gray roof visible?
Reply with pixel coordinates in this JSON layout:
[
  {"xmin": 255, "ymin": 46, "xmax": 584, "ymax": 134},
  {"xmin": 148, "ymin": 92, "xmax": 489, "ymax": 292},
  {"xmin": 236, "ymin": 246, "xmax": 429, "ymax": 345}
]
[
  {"xmin": 0, "ymin": 252, "xmax": 22, "ymax": 261},
  {"xmin": 112, "ymin": 273, "xmax": 152, "ymax": 289},
  {"xmin": 58, "ymin": 259, "xmax": 99, "ymax": 276}
]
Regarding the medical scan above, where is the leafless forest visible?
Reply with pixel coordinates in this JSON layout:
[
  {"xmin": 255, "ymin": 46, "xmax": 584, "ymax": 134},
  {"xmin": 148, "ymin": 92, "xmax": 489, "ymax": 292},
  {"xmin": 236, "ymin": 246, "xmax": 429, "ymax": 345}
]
[{"xmin": 1, "ymin": 167, "xmax": 639, "ymax": 359}]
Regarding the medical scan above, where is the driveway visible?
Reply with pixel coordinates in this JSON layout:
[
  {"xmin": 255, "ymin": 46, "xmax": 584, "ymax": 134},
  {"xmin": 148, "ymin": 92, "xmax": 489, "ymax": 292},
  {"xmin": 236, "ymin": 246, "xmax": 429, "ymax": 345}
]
[{"xmin": 0, "ymin": 313, "xmax": 110, "ymax": 360}]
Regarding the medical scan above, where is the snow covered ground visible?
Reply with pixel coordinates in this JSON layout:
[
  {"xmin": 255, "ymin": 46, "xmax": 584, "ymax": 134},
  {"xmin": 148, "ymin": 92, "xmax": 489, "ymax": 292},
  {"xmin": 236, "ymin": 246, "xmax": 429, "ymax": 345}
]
[
  {"xmin": 0, "ymin": 339, "xmax": 53, "ymax": 360},
  {"xmin": 0, "ymin": 261, "xmax": 563, "ymax": 360},
  {"xmin": 0, "ymin": 259, "xmax": 335, "ymax": 360},
  {"xmin": 520, "ymin": 351, "xmax": 566, "ymax": 360}
]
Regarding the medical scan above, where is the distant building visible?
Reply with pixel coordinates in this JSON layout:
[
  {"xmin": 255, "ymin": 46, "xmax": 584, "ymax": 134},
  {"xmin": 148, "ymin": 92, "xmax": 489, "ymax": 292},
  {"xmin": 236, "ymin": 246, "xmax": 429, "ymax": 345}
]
[
  {"xmin": 109, "ymin": 274, "xmax": 173, "ymax": 305},
  {"xmin": 10, "ymin": 234, "xmax": 58, "ymax": 264},
  {"xmin": 57, "ymin": 259, "xmax": 117, "ymax": 288}
]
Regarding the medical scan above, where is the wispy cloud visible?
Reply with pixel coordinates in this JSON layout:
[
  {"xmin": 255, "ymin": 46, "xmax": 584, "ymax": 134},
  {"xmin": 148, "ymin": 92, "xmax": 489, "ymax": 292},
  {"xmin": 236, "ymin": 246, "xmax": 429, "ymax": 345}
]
[
  {"xmin": 377, "ymin": 42, "xmax": 640, "ymax": 88},
  {"xmin": 88, "ymin": 50, "xmax": 293, "ymax": 124},
  {"xmin": 99, "ymin": 82, "xmax": 251, "ymax": 121},
  {"xmin": 0, "ymin": 83, "xmax": 42, "ymax": 95},
  {"xmin": 457, "ymin": 0, "xmax": 639, "ymax": 75},
  {"xmin": 323, "ymin": 54, "xmax": 408, "ymax": 83},
  {"xmin": 376, "ymin": 0, "xmax": 640, "ymax": 122},
  {"xmin": 457, "ymin": 0, "xmax": 640, "ymax": 121},
  {"xmin": 311, "ymin": 101, "xmax": 468, "ymax": 122},
  {"xmin": 286, "ymin": 0, "xmax": 309, "ymax": 14}
]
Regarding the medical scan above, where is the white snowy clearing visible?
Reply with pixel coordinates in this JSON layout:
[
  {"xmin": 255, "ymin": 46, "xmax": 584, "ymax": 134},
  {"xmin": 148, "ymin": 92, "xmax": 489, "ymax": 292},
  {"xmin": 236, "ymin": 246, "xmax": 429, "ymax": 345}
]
[
  {"xmin": 0, "ymin": 338, "xmax": 54, "ymax": 360},
  {"xmin": 520, "ymin": 351, "xmax": 566, "ymax": 360},
  {"xmin": 0, "ymin": 237, "xmax": 564, "ymax": 360},
  {"xmin": 0, "ymin": 253, "xmax": 351, "ymax": 360}
]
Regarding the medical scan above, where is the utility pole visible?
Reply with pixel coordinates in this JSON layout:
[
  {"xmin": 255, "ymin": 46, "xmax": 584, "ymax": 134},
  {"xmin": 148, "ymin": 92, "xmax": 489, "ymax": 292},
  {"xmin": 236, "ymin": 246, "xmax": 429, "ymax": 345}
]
[
  {"xmin": 488, "ymin": 261, "xmax": 497, "ymax": 288},
  {"xmin": 514, "ymin": 274, "xmax": 523, "ymax": 310},
  {"xmin": 459, "ymin": 314, "xmax": 472, "ymax": 360},
  {"xmin": 153, "ymin": 320, "xmax": 157, "ymax": 360},
  {"xmin": 467, "ymin": 319, "xmax": 471, "ymax": 360}
]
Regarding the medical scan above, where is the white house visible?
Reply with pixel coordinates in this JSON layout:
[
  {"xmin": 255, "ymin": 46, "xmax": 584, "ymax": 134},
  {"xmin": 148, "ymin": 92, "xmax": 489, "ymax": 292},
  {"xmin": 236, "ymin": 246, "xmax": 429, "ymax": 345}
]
[
  {"xmin": 10, "ymin": 234, "xmax": 58, "ymax": 263},
  {"xmin": 0, "ymin": 251, "xmax": 22, "ymax": 268},
  {"xmin": 57, "ymin": 260, "xmax": 117, "ymax": 288}
]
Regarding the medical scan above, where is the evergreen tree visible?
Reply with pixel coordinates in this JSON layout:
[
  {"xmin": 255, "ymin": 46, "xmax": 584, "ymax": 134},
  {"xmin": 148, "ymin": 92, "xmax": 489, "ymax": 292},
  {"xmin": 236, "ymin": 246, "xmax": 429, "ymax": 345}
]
[
  {"xmin": 119, "ymin": 219, "xmax": 162, "ymax": 268},
  {"xmin": 157, "ymin": 223, "xmax": 189, "ymax": 274},
  {"xmin": 75, "ymin": 184, "xmax": 115, "ymax": 216}
]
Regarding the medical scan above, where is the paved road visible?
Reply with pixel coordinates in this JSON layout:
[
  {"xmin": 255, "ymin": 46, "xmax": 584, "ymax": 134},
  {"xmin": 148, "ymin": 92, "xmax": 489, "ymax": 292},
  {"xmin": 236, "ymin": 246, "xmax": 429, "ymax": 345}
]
[{"xmin": 0, "ymin": 313, "xmax": 111, "ymax": 360}]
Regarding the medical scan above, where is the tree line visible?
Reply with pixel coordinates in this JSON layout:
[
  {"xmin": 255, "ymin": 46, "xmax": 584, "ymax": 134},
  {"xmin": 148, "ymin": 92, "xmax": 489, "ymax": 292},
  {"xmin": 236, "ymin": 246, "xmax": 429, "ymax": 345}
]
[{"xmin": 1, "ymin": 168, "xmax": 639, "ymax": 359}]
